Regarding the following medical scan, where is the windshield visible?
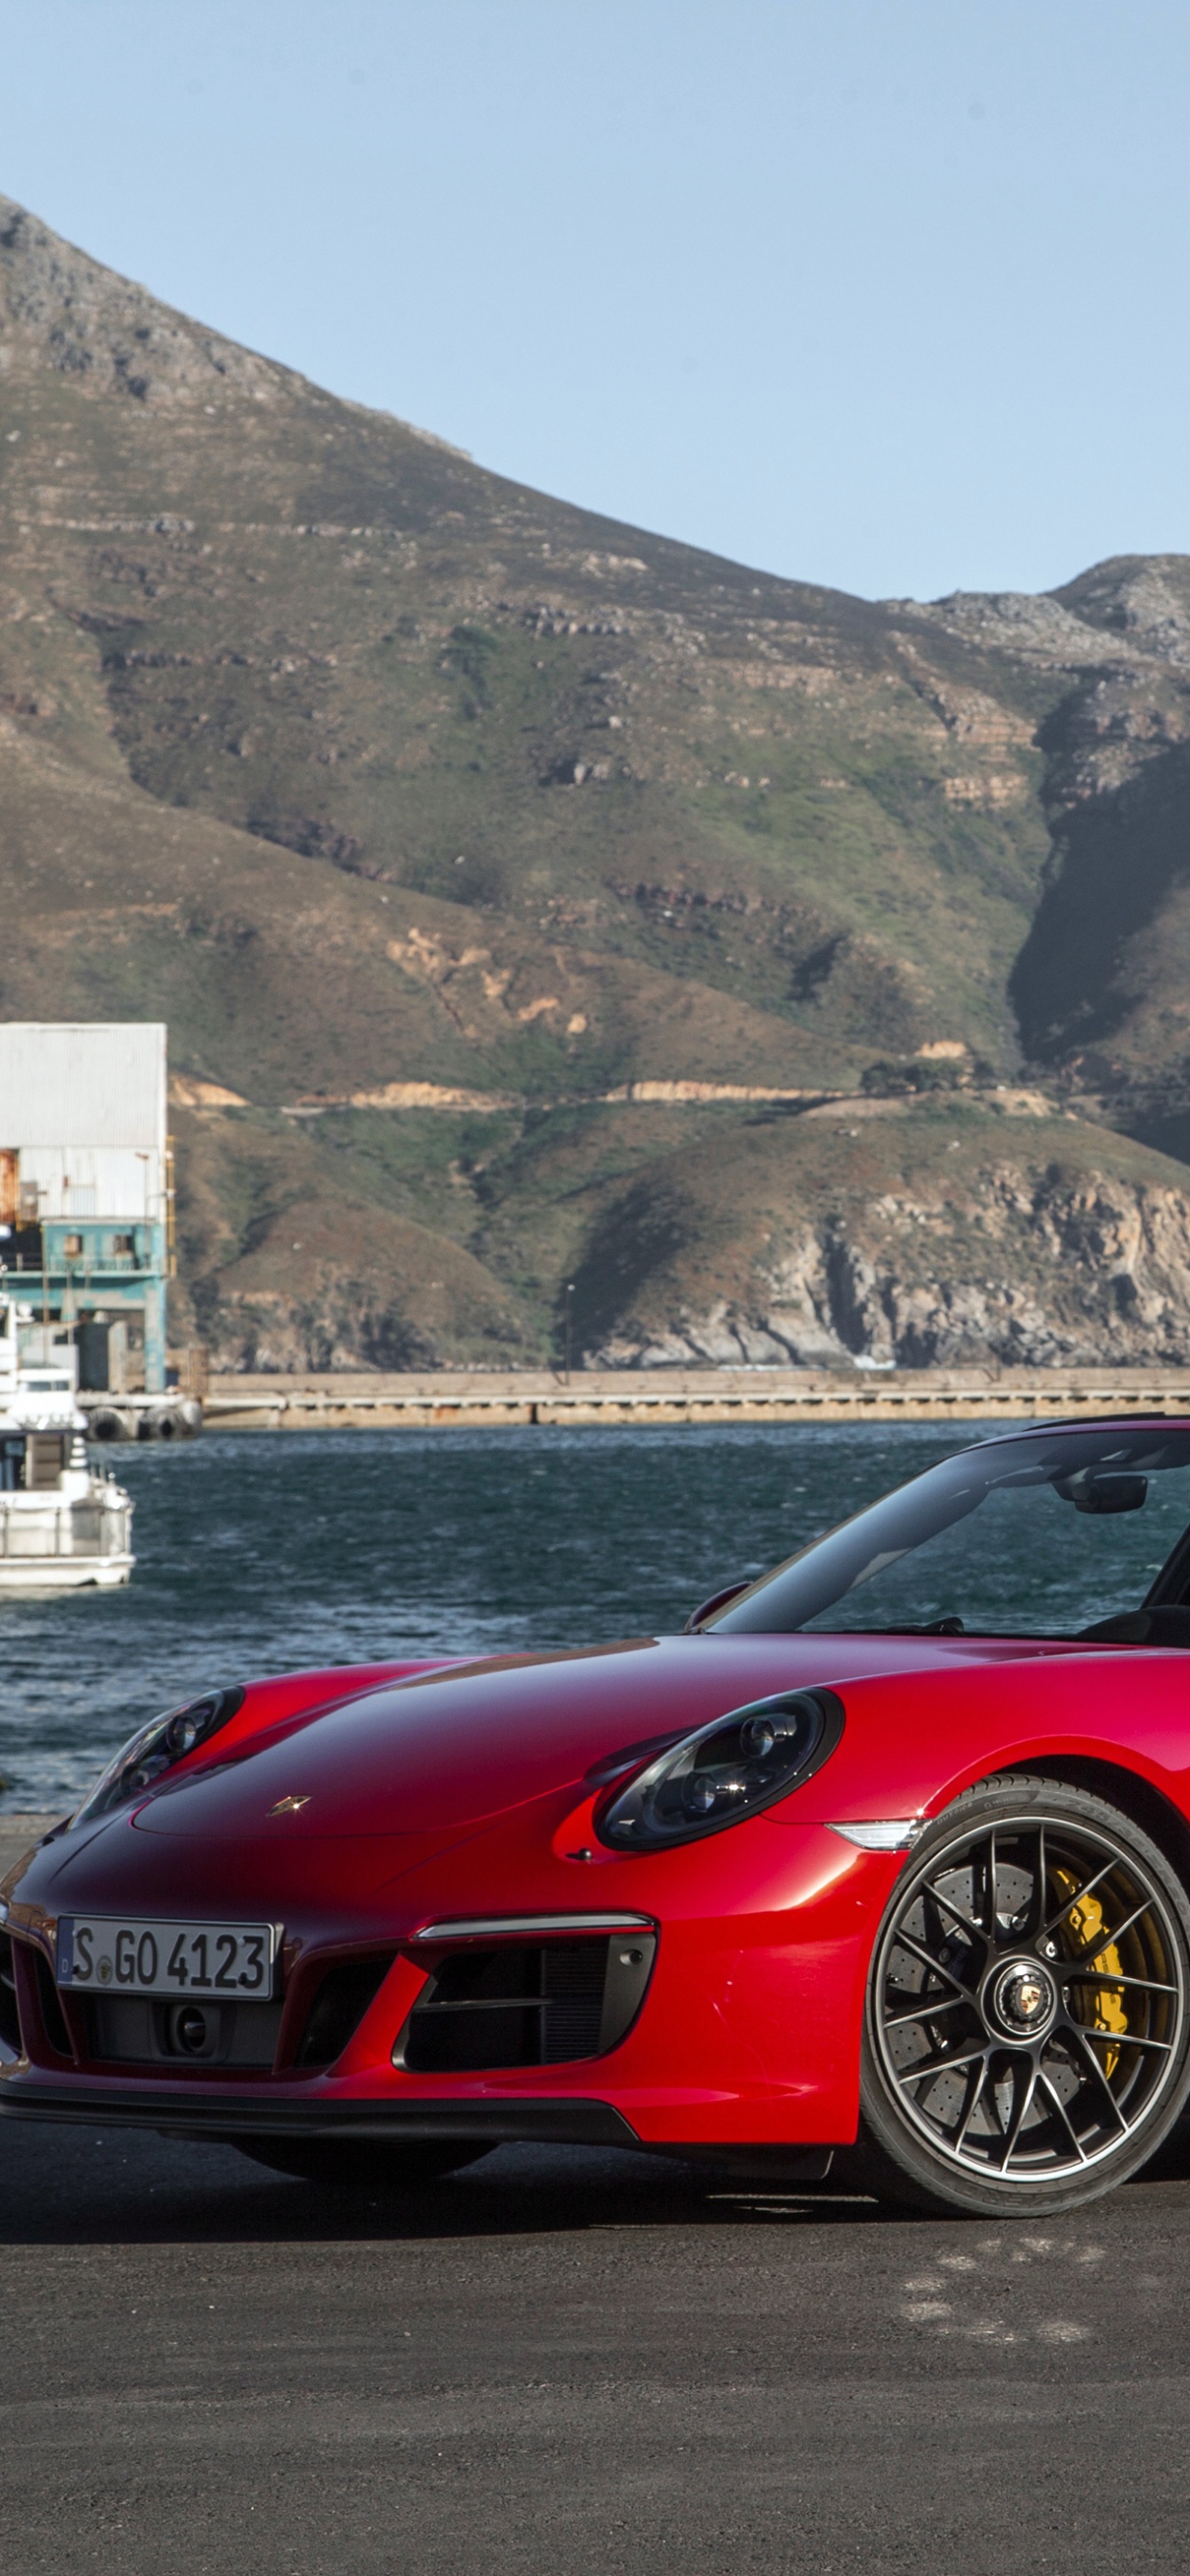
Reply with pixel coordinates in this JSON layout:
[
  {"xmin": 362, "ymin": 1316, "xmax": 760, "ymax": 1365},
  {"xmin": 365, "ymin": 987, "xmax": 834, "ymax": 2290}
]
[{"xmin": 705, "ymin": 1426, "xmax": 1190, "ymax": 1639}]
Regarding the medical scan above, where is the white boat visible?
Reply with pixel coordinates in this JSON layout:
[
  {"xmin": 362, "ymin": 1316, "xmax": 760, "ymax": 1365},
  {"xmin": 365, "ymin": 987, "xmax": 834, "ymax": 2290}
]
[{"xmin": 0, "ymin": 1304, "xmax": 134, "ymax": 1589}]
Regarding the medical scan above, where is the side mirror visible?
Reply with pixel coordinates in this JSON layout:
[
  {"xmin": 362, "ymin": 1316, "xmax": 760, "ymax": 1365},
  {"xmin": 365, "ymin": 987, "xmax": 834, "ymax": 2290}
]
[{"xmin": 684, "ymin": 1578, "xmax": 752, "ymax": 1633}]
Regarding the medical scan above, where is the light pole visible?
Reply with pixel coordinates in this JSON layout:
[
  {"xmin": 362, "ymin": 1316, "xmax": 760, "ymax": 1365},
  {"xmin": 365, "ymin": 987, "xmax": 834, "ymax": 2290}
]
[{"xmin": 564, "ymin": 1282, "xmax": 575, "ymax": 1386}]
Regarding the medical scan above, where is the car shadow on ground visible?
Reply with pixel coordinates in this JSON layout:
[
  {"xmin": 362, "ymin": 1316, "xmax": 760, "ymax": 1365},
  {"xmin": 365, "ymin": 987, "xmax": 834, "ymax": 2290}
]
[
  {"xmin": 5, "ymin": 2113, "xmax": 1190, "ymax": 2247},
  {"xmin": 0, "ymin": 2121, "xmax": 897, "ymax": 2246}
]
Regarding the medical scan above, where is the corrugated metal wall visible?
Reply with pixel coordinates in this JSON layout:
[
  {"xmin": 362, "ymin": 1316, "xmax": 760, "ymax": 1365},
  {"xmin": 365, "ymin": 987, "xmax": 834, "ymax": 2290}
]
[
  {"xmin": 0, "ymin": 1024, "xmax": 166, "ymax": 1150},
  {"xmin": 17, "ymin": 1147, "xmax": 162, "ymax": 1219}
]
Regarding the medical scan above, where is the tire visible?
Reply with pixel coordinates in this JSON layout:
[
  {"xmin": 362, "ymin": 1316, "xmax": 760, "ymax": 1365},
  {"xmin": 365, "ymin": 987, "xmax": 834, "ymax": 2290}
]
[
  {"xmin": 88, "ymin": 1407, "xmax": 134, "ymax": 1443},
  {"xmin": 142, "ymin": 1407, "xmax": 180, "ymax": 1441},
  {"xmin": 858, "ymin": 1774, "xmax": 1190, "ymax": 2219},
  {"xmin": 234, "ymin": 2137, "xmax": 493, "ymax": 2189}
]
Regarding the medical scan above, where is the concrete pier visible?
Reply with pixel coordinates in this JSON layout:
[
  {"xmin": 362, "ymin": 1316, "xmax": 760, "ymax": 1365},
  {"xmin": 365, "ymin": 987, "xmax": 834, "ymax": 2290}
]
[
  {"xmin": 202, "ymin": 1365, "xmax": 1190, "ymax": 1432},
  {"xmin": 0, "ymin": 1814, "xmax": 59, "ymax": 1871}
]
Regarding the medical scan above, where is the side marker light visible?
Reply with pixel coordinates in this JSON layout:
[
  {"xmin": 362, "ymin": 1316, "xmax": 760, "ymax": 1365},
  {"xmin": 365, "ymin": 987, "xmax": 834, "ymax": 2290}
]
[{"xmin": 829, "ymin": 1821, "xmax": 922, "ymax": 1852}]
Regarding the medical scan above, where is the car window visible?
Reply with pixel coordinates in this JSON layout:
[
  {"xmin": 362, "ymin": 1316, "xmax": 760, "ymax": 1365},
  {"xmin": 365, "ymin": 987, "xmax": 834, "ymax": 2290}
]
[{"xmin": 706, "ymin": 1429, "xmax": 1190, "ymax": 1637}]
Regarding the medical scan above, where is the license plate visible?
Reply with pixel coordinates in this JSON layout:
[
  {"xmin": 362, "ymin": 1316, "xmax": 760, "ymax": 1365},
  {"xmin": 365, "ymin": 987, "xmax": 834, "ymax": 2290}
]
[{"xmin": 57, "ymin": 1916, "xmax": 278, "ymax": 2000}]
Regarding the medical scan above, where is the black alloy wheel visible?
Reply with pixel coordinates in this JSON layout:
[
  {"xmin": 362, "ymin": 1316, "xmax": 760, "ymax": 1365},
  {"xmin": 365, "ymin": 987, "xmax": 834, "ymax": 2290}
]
[
  {"xmin": 235, "ymin": 2139, "xmax": 493, "ymax": 2188},
  {"xmin": 858, "ymin": 1775, "xmax": 1190, "ymax": 2217}
]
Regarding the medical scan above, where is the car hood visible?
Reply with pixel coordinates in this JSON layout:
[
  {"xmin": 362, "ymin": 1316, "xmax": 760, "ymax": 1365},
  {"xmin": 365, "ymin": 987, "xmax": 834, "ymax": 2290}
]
[{"xmin": 122, "ymin": 1628, "xmax": 1072, "ymax": 1844}]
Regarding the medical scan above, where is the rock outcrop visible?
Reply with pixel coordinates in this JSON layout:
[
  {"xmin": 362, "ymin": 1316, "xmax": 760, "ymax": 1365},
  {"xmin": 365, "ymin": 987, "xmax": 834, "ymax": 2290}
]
[{"xmin": 585, "ymin": 1135, "xmax": 1190, "ymax": 1373}]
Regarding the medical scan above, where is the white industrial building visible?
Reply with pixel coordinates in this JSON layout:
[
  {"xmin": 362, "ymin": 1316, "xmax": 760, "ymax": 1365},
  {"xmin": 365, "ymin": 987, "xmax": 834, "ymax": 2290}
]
[
  {"xmin": 0, "ymin": 1024, "xmax": 171, "ymax": 1390},
  {"xmin": 0, "ymin": 1023, "xmax": 167, "ymax": 1222}
]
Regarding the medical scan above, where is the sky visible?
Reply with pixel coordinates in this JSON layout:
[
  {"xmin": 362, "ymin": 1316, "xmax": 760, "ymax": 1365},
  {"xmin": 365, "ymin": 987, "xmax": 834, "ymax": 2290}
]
[{"xmin": 0, "ymin": 0, "xmax": 1187, "ymax": 603}]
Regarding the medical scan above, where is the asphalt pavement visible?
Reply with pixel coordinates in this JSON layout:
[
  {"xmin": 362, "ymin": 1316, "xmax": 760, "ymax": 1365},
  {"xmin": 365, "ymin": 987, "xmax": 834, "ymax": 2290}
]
[{"xmin": 4, "ymin": 2107, "xmax": 1190, "ymax": 2576}]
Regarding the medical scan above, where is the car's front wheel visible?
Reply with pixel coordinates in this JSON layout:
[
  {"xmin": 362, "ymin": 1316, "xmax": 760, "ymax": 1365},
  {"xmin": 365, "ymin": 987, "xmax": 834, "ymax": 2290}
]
[
  {"xmin": 858, "ymin": 1775, "xmax": 1190, "ymax": 2217},
  {"xmin": 235, "ymin": 2139, "xmax": 492, "ymax": 2189}
]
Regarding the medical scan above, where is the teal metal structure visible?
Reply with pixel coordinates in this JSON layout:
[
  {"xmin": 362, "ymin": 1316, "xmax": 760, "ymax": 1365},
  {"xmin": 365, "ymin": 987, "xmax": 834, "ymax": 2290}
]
[{"xmin": 6, "ymin": 1223, "xmax": 169, "ymax": 1392}]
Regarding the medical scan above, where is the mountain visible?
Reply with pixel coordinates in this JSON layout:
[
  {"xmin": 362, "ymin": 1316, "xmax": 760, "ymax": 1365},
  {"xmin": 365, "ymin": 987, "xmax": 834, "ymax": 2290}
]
[{"xmin": 3, "ymin": 191, "xmax": 1190, "ymax": 1371}]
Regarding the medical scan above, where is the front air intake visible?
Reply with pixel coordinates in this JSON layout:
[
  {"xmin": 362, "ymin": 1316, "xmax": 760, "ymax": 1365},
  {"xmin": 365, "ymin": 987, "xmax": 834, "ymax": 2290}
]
[
  {"xmin": 0, "ymin": 1933, "xmax": 22, "ymax": 2053},
  {"xmin": 34, "ymin": 1948, "xmax": 73, "ymax": 2058},
  {"xmin": 400, "ymin": 1933, "xmax": 656, "ymax": 2074},
  {"xmin": 296, "ymin": 1953, "xmax": 397, "ymax": 2068}
]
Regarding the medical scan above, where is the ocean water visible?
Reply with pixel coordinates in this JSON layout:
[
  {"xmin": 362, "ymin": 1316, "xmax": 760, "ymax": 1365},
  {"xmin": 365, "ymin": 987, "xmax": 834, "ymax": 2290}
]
[{"xmin": 0, "ymin": 1420, "xmax": 965, "ymax": 1812}]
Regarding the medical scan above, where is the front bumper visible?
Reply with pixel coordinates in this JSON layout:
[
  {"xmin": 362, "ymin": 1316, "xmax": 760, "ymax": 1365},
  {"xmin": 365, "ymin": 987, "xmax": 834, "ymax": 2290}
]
[{"xmin": 3, "ymin": 1812, "xmax": 907, "ymax": 2152}]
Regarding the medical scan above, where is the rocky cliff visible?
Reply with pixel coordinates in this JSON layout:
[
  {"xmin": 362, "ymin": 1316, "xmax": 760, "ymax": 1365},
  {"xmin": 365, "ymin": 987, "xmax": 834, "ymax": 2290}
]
[{"xmin": 579, "ymin": 1111, "xmax": 1190, "ymax": 1374}]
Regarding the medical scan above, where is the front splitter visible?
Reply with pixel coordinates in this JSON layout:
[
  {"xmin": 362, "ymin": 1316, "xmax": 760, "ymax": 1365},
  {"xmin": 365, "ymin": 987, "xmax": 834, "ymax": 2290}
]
[{"xmin": 0, "ymin": 2077, "xmax": 639, "ymax": 2149}]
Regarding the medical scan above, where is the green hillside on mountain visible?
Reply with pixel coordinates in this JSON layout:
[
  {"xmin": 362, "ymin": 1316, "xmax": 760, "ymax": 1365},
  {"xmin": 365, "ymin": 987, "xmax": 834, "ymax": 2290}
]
[{"xmin": 4, "ymin": 192, "xmax": 1190, "ymax": 1370}]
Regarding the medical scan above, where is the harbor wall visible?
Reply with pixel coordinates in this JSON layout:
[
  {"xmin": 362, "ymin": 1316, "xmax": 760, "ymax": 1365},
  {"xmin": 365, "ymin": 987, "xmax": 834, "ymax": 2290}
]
[{"xmin": 201, "ymin": 1366, "xmax": 1190, "ymax": 1432}]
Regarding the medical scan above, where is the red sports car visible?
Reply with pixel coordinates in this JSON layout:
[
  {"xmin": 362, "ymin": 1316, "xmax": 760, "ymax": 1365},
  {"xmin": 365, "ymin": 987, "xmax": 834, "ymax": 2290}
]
[{"xmin": 6, "ymin": 1415, "xmax": 1190, "ymax": 2219}]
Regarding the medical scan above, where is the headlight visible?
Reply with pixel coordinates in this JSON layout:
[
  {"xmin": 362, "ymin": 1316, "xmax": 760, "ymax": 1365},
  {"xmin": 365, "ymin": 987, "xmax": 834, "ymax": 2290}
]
[
  {"xmin": 596, "ymin": 1690, "xmax": 841, "ymax": 1852},
  {"xmin": 72, "ymin": 1687, "xmax": 245, "ymax": 1826}
]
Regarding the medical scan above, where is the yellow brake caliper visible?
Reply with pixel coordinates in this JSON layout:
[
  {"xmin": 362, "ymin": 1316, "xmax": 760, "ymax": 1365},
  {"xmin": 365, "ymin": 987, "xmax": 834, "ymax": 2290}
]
[{"xmin": 1052, "ymin": 1865, "xmax": 1129, "ymax": 2077}]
